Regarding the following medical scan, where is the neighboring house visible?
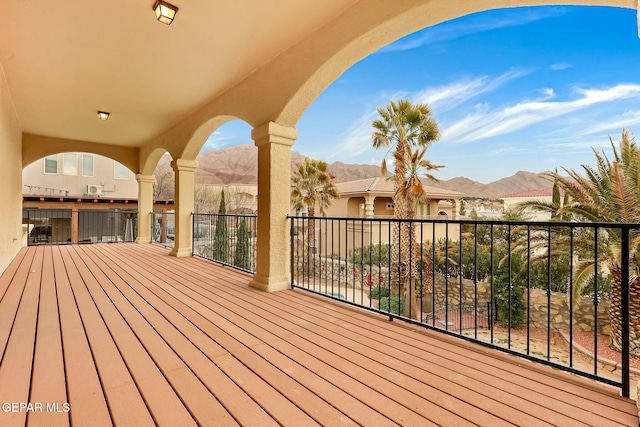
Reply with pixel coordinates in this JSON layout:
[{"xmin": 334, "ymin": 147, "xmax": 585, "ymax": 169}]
[
  {"xmin": 326, "ymin": 177, "xmax": 463, "ymax": 219},
  {"xmin": 502, "ymin": 188, "xmax": 557, "ymax": 220},
  {"xmin": 22, "ymin": 153, "xmax": 138, "ymax": 199},
  {"xmin": 314, "ymin": 177, "xmax": 464, "ymax": 255},
  {"xmin": 22, "ymin": 153, "xmax": 165, "ymax": 245},
  {"xmin": 464, "ymin": 199, "xmax": 504, "ymax": 219}
]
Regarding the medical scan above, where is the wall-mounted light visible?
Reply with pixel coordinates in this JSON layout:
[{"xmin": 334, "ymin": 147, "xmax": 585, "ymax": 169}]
[
  {"xmin": 97, "ymin": 111, "xmax": 110, "ymax": 120},
  {"xmin": 153, "ymin": 1, "xmax": 178, "ymax": 25}
]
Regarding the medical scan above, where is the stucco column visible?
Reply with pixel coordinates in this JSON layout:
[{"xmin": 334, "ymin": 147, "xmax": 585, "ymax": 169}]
[
  {"xmin": 135, "ymin": 174, "xmax": 155, "ymax": 244},
  {"xmin": 364, "ymin": 195, "xmax": 375, "ymax": 218},
  {"xmin": 428, "ymin": 199, "xmax": 439, "ymax": 218},
  {"xmin": 250, "ymin": 122, "xmax": 297, "ymax": 292},
  {"xmin": 451, "ymin": 199, "xmax": 458, "ymax": 220},
  {"xmin": 71, "ymin": 209, "xmax": 79, "ymax": 243},
  {"xmin": 170, "ymin": 159, "xmax": 198, "ymax": 257}
]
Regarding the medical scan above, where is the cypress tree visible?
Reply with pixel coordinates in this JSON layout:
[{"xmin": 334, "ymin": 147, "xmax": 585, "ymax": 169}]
[
  {"xmin": 234, "ymin": 217, "xmax": 251, "ymax": 271},
  {"xmin": 213, "ymin": 190, "xmax": 229, "ymax": 263}
]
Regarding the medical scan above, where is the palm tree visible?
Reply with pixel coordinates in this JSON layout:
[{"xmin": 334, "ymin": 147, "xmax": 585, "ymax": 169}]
[
  {"xmin": 291, "ymin": 159, "xmax": 339, "ymax": 272},
  {"xmin": 396, "ymin": 145, "xmax": 443, "ymax": 316},
  {"xmin": 524, "ymin": 129, "xmax": 640, "ymax": 356},
  {"xmin": 395, "ymin": 145, "xmax": 444, "ymax": 219},
  {"xmin": 372, "ymin": 99, "xmax": 440, "ymax": 318}
]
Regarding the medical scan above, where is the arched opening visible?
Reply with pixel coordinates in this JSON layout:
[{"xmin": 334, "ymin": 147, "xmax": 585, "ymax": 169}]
[
  {"xmin": 22, "ymin": 152, "xmax": 139, "ymax": 245},
  {"xmin": 23, "ymin": 152, "xmax": 138, "ymax": 198},
  {"xmin": 292, "ymin": 5, "xmax": 640, "ymax": 185}
]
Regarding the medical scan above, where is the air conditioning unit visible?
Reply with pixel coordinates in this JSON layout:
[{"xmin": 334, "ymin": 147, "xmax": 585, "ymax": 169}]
[{"xmin": 86, "ymin": 185, "xmax": 103, "ymax": 196}]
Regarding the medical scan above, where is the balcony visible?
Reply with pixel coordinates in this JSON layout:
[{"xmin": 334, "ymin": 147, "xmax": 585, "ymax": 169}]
[{"xmin": 0, "ymin": 243, "xmax": 637, "ymax": 426}]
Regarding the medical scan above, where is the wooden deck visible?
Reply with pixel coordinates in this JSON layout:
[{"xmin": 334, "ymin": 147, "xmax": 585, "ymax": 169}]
[{"xmin": 0, "ymin": 244, "xmax": 637, "ymax": 427}]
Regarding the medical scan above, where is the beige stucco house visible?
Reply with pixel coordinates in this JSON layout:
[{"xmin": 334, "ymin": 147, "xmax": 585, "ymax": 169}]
[
  {"xmin": 23, "ymin": 153, "xmax": 138, "ymax": 198},
  {"xmin": 0, "ymin": 0, "xmax": 637, "ymax": 292},
  {"xmin": 502, "ymin": 188, "xmax": 557, "ymax": 220},
  {"xmin": 314, "ymin": 177, "xmax": 464, "ymax": 255},
  {"xmin": 328, "ymin": 177, "xmax": 462, "ymax": 219}
]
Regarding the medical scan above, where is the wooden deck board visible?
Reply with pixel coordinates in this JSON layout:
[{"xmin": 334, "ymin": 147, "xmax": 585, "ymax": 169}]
[
  {"xmin": 124, "ymin": 243, "xmax": 639, "ymax": 426},
  {"xmin": 270, "ymin": 288, "xmax": 631, "ymax": 426},
  {"xmin": 0, "ymin": 244, "xmax": 637, "ymax": 426},
  {"xmin": 70, "ymin": 245, "xmax": 244, "ymax": 427},
  {"xmin": 27, "ymin": 247, "xmax": 69, "ymax": 427},
  {"xmin": 51, "ymin": 246, "xmax": 112, "ymax": 427},
  {"xmin": 117, "ymin": 247, "xmax": 493, "ymax": 426},
  {"xmin": 90, "ymin": 244, "xmax": 343, "ymax": 427},
  {"xmin": 60, "ymin": 246, "xmax": 156, "ymax": 427},
  {"xmin": 100, "ymin": 247, "xmax": 408, "ymax": 426},
  {"xmin": 0, "ymin": 247, "xmax": 44, "ymax": 427},
  {"xmin": 63, "ymin": 246, "xmax": 197, "ymax": 427}
]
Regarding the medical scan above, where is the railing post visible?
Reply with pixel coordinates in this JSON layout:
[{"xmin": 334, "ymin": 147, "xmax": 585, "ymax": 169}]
[
  {"xmin": 621, "ymin": 226, "xmax": 630, "ymax": 398},
  {"xmin": 192, "ymin": 213, "xmax": 196, "ymax": 256},
  {"xmin": 289, "ymin": 216, "xmax": 294, "ymax": 289}
]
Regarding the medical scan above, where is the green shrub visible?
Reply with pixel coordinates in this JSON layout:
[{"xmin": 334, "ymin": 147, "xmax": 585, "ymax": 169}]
[
  {"xmin": 379, "ymin": 295, "xmax": 405, "ymax": 315},
  {"xmin": 349, "ymin": 244, "xmax": 390, "ymax": 265},
  {"xmin": 495, "ymin": 278, "xmax": 526, "ymax": 327},
  {"xmin": 370, "ymin": 285, "xmax": 390, "ymax": 299}
]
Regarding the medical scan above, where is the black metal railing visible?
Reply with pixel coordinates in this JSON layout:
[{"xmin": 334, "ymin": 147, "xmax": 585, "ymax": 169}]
[
  {"xmin": 192, "ymin": 213, "xmax": 257, "ymax": 273},
  {"xmin": 289, "ymin": 215, "xmax": 635, "ymax": 397},
  {"xmin": 24, "ymin": 209, "xmax": 137, "ymax": 245},
  {"xmin": 151, "ymin": 211, "xmax": 175, "ymax": 248},
  {"xmin": 424, "ymin": 301, "xmax": 492, "ymax": 331},
  {"xmin": 78, "ymin": 210, "xmax": 137, "ymax": 243}
]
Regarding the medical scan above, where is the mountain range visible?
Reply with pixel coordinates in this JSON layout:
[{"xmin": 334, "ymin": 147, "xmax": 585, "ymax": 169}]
[{"xmin": 154, "ymin": 144, "xmax": 552, "ymax": 199}]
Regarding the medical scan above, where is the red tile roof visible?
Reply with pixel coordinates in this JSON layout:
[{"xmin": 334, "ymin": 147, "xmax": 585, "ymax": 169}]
[{"xmin": 501, "ymin": 188, "xmax": 555, "ymax": 198}]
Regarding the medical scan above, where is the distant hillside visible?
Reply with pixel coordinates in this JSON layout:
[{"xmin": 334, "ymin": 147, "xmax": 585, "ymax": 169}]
[
  {"xmin": 429, "ymin": 177, "xmax": 501, "ymax": 199},
  {"xmin": 486, "ymin": 171, "xmax": 551, "ymax": 197},
  {"xmin": 153, "ymin": 144, "xmax": 552, "ymax": 199}
]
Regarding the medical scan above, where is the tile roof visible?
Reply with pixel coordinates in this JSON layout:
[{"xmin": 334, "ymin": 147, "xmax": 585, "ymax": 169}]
[
  {"xmin": 335, "ymin": 177, "xmax": 464, "ymax": 198},
  {"xmin": 501, "ymin": 188, "xmax": 555, "ymax": 198}
]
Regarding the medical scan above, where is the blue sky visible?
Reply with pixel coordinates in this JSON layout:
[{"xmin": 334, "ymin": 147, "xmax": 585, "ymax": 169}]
[{"xmin": 204, "ymin": 6, "xmax": 640, "ymax": 184}]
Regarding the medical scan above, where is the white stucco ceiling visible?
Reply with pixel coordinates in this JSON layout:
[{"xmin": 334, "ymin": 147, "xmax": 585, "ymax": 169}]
[{"xmin": 0, "ymin": 0, "xmax": 357, "ymax": 146}]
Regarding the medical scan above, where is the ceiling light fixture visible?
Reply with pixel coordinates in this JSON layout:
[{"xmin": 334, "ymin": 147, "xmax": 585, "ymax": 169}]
[
  {"xmin": 97, "ymin": 111, "xmax": 110, "ymax": 120},
  {"xmin": 153, "ymin": 1, "xmax": 178, "ymax": 25}
]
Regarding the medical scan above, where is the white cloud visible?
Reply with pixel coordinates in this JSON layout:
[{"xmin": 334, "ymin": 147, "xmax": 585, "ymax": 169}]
[
  {"xmin": 551, "ymin": 62, "xmax": 572, "ymax": 71},
  {"xmin": 490, "ymin": 146, "xmax": 531, "ymax": 155},
  {"xmin": 331, "ymin": 71, "xmax": 528, "ymax": 161},
  {"xmin": 416, "ymin": 70, "xmax": 528, "ymax": 113},
  {"xmin": 441, "ymin": 83, "xmax": 640, "ymax": 144},
  {"xmin": 380, "ymin": 8, "xmax": 567, "ymax": 53},
  {"xmin": 202, "ymin": 130, "xmax": 236, "ymax": 150},
  {"xmin": 538, "ymin": 88, "xmax": 555, "ymax": 100},
  {"xmin": 574, "ymin": 110, "xmax": 640, "ymax": 138}
]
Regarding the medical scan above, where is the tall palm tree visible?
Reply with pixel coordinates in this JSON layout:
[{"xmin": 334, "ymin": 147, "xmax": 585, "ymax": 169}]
[
  {"xmin": 291, "ymin": 159, "xmax": 339, "ymax": 271},
  {"xmin": 523, "ymin": 130, "xmax": 640, "ymax": 355},
  {"xmin": 395, "ymin": 145, "xmax": 444, "ymax": 219},
  {"xmin": 397, "ymin": 145, "xmax": 443, "ymax": 315},
  {"xmin": 372, "ymin": 99, "xmax": 440, "ymax": 318}
]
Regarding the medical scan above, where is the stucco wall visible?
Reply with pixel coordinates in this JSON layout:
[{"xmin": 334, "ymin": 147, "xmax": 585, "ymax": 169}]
[
  {"xmin": 23, "ymin": 153, "xmax": 138, "ymax": 198},
  {"xmin": 0, "ymin": 64, "xmax": 24, "ymax": 273}
]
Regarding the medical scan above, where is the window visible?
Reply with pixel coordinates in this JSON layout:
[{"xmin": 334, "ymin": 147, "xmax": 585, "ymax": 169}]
[
  {"xmin": 44, "ymin": 155, "xmax": 58, "ymax": 174},
  {"xmin": 114, "ymin": 161, "xmax": 130, "ymax": 180},
  {"xmin": 82, "ymin": 154, "xmax": 94, "ymax": 177},
  {"xmin": 63, "ymin": 153, "xmax": 78, "ymax": 175}
]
